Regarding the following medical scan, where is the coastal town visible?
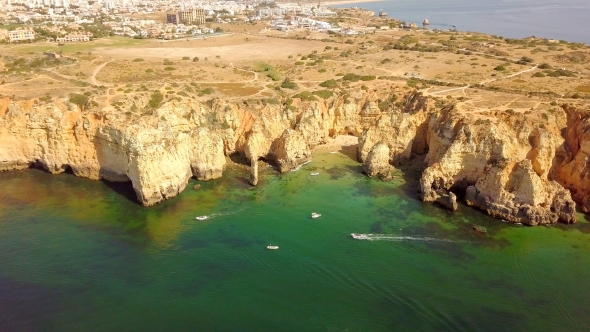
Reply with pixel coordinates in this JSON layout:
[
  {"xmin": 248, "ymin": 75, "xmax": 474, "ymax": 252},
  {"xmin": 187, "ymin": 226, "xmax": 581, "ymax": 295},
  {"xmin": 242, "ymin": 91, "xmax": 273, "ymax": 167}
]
[{"xmin": 0, "ymin": 0, "xmax": 410, "ymax": 43}]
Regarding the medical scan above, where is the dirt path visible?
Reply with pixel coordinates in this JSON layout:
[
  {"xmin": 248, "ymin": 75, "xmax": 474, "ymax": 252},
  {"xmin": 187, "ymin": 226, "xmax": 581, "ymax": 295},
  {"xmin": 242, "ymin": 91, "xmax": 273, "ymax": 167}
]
[
  {"xmin": 91, "ymin": 60, "xmax": 113, "ymax": 86},
  {"xmin": 429, "ymin": 65, "xmax": 538, "ymax": 96}
]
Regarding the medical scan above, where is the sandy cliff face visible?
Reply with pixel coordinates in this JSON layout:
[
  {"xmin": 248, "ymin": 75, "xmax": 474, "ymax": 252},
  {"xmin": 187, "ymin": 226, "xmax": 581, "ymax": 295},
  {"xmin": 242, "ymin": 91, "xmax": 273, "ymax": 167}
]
[
  {"xmin": 552, "ymin": 106, "xmax": 590, "ymax": 212},
  {"xmin": 362, "ymin": 142, "xmax": 393, "ymax": 181},
  {"xmin": 1, "ymin": 92, "xmax": 588, "ymax": 225},
  {"xmin": 418, "ymin": 109, "xmax": 577, "ymax": 225},
  {"xmin": 0, "ymin": 97, "xmax": 226, "ymax": 206}
]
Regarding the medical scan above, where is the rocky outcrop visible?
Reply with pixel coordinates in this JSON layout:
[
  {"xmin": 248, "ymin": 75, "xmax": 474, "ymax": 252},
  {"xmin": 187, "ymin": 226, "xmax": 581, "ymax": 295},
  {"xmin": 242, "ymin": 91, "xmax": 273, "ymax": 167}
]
[
  {"xmin": 0, "ymin": 97, "xmax": 225, "ymax": 206},
  {"xmin": 190, "ymin": 128, "xmax": 226, "ymax": 181},
  {"xmin": 419, "ymin": 109, "xmax": 577, "ymax": 225},
  {"xmin": 552, "ymin": 106, "xmax": 590, "ymax": 212},
  {"xmin": 362, "ymin": 142, "xmax": 393, "ymax": 180},
  {"xmin": 358, "ymin": 92, "xmax": 432, "ymax": 165},
  {"xmin": 274, "ymin": 129, "xmax": 311, "ymax": 173}
]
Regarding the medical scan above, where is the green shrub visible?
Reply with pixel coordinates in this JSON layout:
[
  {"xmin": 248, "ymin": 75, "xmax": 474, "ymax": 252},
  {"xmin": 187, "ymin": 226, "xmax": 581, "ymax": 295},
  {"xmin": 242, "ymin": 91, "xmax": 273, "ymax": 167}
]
[
  {"xmin": 193, "ymin": 57, "xmax": 199, "ymax": 62},
  {"xmin": 538, "ymin": 63, "xmax": 551, "ymax": 69},
  {"xmin": 133, "ymin": 58, "xmax": 144, "ymax": 62},
  {"xmin": 182, "ymin": 56, "xmax": 190, "ymax": 60},
  {"xmin": 494, "ymin": 65, "xmax": 506, "ymax": 71},
  {"xmin": 145, "ymin": 68, "xmax": 154, "ymax": 73},
  {"xmin": 148, "ymin": 91, "xmax": 164, "ymax": 108},
  {"xmin": 292, "ymin": 91, "xmax": 317, "ymax": 101},
  {"xmin": 164, "ymin": 67, "xmax": 176, "ymax": 71},
  {"xmin": 319, "ymin": 79, "xmax": 338, "ymax": 88},
  {"xmin": 163, "ymin": 59, "xmax": 174, "ymax": 65},
  {"xmin": 313, "ymin": 90, "xmax": 333, "ymax": 99},
  {"xmin": 281, "ymin": 78, "xmax": 299, "ymax": 90},
  {"xmin": 201, "ymin": 87, "xmax": 214, "ymax": 95},
  {"xmin": 264, "ymin": 98, "xmax": 280, "ymax": 105},
  {"xmin": 69, "ymin": 93, "xmax": 89, "ymax": 109}
]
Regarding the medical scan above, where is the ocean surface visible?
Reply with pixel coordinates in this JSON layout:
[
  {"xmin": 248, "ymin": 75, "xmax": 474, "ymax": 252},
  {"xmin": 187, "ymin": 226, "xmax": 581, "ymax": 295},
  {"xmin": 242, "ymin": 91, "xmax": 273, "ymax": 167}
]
[
  {"xmin": 1, "ymin": 150, "xmax": 590, "ymax": 331},
  {"xmin": 332, "ymin": 0, "xmax": 590, "ymax": 44}
]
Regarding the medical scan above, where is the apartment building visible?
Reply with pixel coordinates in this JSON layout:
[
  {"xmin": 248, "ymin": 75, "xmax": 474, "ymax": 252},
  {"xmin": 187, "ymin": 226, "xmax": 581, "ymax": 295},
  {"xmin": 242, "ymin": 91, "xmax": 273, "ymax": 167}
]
[
  {"xmin": 8, "ymin": 28, "xmax": 36, "ymax": 42},
  {"xmin": 167, "ymin": 8, "xmax": 205, "ymax": 25}
]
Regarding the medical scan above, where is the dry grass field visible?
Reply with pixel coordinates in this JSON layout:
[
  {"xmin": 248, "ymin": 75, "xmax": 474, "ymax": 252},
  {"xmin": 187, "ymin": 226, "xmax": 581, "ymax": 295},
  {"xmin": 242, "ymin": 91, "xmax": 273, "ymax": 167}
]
[{"xmin": 1, "ymin": 17, "xmax": 589, "ymax": 113}]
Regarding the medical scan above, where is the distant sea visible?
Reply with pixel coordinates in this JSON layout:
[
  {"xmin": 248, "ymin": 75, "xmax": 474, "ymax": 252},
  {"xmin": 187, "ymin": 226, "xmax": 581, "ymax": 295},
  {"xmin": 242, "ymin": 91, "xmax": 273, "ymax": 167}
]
[{"xmin": 331, "ymin": 0, "xmax": 590, "ymax": 44}]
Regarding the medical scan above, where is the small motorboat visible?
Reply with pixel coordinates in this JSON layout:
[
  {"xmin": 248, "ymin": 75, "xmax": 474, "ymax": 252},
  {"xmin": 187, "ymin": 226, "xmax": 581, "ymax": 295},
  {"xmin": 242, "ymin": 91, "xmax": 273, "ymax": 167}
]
[
  {"xmin": 472, "ymin": 225, "xmax": 487, "ymax": 233},
  {"xmin": 351, "ymin": 233, "xmax": 366, "ymax": 240},
  {"xmin": 310, "ymin": 172, "xmax": 320, "ymax": 176},
  {"xmin": 514, "ymin": 222, "xmax": 523, "ymax": 226},
  {"xmin": 311, "ymin": 212, "xmax": 321, "ymax": 219},
  {"xmin": 267, "ymin": 245, "xmax": 279, "ymax": 250},
  {"xmin": 195, "ymin": 216, "xmax": 208, "ymax": 221}
]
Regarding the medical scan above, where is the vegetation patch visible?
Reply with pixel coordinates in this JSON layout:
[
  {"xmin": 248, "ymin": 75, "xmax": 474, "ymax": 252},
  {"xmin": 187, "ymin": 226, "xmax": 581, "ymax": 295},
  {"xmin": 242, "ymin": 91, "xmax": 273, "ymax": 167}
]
[
  {"xmin": 280, "ymin": 78, "xmax": 299, "ymax": 90},
  {"xmin": 319, "ymin": 79, "xmax": 338, "ymax": 88},
  {"xmin": 254, "ymin": 62, "xmax": 281, "ymax": 81},
  {"xmin": 312, "ymin": 90, "xmax": 333, "ymax": 99},
  {"xmin": 342, "ymin": 73, "xmax": 376, "ymax": 82},
  {"xmin": 292, "ymin": 91, "xmax": 318, "ymax": 101}
]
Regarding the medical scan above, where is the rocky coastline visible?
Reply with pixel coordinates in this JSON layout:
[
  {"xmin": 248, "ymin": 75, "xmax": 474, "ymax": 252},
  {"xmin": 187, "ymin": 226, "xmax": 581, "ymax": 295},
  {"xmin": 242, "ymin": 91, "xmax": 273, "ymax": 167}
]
[{"xmin": 0, "ymin": 90, "xmax": 587, "ymax": 225}]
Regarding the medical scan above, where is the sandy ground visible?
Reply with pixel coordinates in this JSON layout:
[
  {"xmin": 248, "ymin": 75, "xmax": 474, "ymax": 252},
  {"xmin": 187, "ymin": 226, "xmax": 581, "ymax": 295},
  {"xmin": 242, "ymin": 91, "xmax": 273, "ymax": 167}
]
[
  {"xmin": 94, "ymin": 37, "xmax": 331, "ymax": 62},
  {"xmin": 313, "ymin": 135, "xmax": 359, "ymax": 152}
]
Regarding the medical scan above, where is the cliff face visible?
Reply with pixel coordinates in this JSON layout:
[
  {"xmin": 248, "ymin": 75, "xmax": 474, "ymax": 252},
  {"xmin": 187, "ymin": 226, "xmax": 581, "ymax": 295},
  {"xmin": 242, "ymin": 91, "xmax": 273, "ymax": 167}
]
[
  {"xmin": 0, "ymin": 97, "xmax": 226, "ymax": 206},
  {"xmin": 1, "ymin": 93, "xmax": 588, "ymax": 226},
  {"xmin": 552, "ymin": 107, "xmax": 590, "ymax": 213},
  {"xmin": 417, "ymin": 108, "xmax": 578, "ymax": 225},
  {"xmin": 355, "ymin": 94, "xmax": 584, "ymax": 225}
]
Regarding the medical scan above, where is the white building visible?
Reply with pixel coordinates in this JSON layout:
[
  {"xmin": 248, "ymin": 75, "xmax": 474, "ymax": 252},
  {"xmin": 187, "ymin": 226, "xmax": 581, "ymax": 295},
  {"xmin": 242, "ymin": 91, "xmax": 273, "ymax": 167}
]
[{"xmin": 8, "ymin": 28, "xmax": 36, "ymax": 42}]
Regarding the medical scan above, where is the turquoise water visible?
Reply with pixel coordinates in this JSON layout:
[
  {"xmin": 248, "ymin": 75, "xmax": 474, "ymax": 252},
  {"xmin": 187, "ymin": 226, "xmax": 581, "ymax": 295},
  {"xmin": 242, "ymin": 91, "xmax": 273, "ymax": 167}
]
[
  {"xmin": 333, "ymin": 0, "xmax": 590, "ymax": 44},
  {"xmin": 1, "ymin": 150, "xmax": 590, "ymax": 331}
]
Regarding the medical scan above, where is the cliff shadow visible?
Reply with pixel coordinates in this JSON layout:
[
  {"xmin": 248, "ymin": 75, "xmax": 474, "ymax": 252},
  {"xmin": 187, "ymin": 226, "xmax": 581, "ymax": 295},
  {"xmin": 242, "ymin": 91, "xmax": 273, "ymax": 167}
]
[
  {"xmin": 396, "ymin": 154, "xmax": 427, "ymax": 202},
  {"xmin": 102, "ymin": 180, "xmax": 141, "ymax": 205},
  {"xmin": 228, "ymin": 152, "xmax": 250, "ymax": 166},
  {"xmin": 338, "ymin": 143, "xmax": 359, "ymax": 162}
]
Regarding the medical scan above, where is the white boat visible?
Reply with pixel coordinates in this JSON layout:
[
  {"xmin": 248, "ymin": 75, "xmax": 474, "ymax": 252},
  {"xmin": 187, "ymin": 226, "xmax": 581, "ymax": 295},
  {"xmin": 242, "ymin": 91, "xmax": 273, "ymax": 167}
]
[
  {"xmin": 195, "ymin": 216, "xmax": 208, "ymax": 221},
  {"xmin": 351, "ymin": 233, "xmax": 368, "ymax": 240},
  {"xmin": 311, "ymin": 212, "xmax": 321, "ymax": 219},
  {"xmin": 267, "ymin": 245, "xmax": 279, "ymax": 250},
  {"xmin": 514, "ymin": 222, "xmax": 523, "ymax": 226},
  {"xmin": 310, "ymin": 172, "xmax": 320, "ymax": 176}
]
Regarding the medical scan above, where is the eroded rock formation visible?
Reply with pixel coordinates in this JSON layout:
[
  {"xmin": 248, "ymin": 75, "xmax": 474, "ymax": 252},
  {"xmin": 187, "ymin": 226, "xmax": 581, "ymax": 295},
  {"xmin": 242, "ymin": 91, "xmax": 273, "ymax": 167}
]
[
  {"xmin": 0, "ymin": 92, "xmax": 588, "ymax": 227},
  {"xmin": 362, "ymin": 142, "xmax": 393, "ymax": 181}
]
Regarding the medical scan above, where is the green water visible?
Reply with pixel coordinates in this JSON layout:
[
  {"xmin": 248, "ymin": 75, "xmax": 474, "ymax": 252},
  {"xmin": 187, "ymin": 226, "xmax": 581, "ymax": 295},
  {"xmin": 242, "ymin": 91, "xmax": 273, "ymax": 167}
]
[{"xmin": 1, "ymin": 151, "xmax": 590, "ymax": 332}]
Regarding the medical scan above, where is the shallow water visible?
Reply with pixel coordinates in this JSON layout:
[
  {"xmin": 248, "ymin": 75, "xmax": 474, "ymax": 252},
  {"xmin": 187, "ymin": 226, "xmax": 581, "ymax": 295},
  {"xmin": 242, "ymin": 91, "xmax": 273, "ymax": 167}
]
[
  {"xmin": 334, "ymin": 0, "xmax": 590, "ymax": 44},
  {"xmin": 1, "ymin": 151, "xmax": 590, "ymax": 331}
]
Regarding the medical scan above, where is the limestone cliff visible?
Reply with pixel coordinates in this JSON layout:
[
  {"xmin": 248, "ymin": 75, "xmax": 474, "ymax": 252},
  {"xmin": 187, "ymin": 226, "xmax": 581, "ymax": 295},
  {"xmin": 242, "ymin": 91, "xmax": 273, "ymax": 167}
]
[
  {"xmin": 362, "ymin": 142, "xmax": 393, "ymax": 181},
  {"xmin": 0, "ymin": 91, "xmax": 588, "ymax": 226},
  {"xmin": 418, "ymin": 108, "xmax": 577, "ymax": 225},
  {"xmin": 552, "ymin": 106, "xmax": 590, "ymax": 212}
]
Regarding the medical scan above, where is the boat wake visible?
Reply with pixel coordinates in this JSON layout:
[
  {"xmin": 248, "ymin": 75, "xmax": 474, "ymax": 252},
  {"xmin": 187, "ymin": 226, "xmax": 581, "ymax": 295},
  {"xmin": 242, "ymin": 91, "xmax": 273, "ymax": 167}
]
[
  {"xmin": 290, "ymin": 160, "xmax": 312, "ymax": 172},
  {"xmin": 195, "ymin": 208, "xmax": 246, "ymax": 221},
  {"xmin": 351, "ymin": 233, "xmax": 467, "ymax": 243}
]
